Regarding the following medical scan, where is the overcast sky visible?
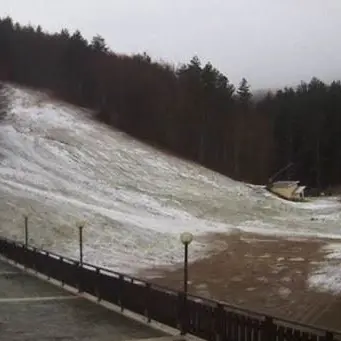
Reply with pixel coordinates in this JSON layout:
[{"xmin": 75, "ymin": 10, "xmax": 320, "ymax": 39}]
[{"xmin": 2, "ymin": 0, "xmax": 341, "ymax": 89}]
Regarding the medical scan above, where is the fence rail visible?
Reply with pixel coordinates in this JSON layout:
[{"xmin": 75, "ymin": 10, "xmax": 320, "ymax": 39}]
[{"xmin": 0, "ymin": 237, "xmax": 339, "ymax": 341}]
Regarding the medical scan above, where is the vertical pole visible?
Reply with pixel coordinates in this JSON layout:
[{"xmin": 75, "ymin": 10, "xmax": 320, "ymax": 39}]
[
  {"xmin": 79, "ymin": 225, "xmax": 83, "ymax": 266},
  {"xmin": 24, "ymin": 215, "xmax": 28, "ymax": 247},
  {"xmin": 184, "ymin": 243, "xmax": 188, "ymax": 296},
  {"xmin": 181, "ymin": 242, "xmax": 189, "ymax": 335}
]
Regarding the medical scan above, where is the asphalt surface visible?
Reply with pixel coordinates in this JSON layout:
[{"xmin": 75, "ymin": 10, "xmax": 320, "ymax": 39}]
[{"xmin": 0, "ymin": 259, "xmax": 168, "ymax": 341}]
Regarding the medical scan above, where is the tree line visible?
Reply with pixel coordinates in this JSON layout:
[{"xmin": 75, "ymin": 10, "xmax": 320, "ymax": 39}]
[{"xmin": 0, "ymin": 16, "xmax": 340, "ymax": 190}]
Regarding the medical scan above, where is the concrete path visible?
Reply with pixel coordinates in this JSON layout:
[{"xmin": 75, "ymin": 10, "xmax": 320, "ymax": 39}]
[{"xmin": 0, "ymin": 259, "xmax": 177, "ymax": 341}]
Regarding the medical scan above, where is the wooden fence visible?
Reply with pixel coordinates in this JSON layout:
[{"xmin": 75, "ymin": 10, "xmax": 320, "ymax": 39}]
[{"xmin": 0, "ymin": 237, "xmax": 339, "ymax": 341}]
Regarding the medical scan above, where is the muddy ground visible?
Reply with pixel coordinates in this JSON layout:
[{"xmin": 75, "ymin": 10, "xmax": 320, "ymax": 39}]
[{"xmin": 139, "ymin": 231, "xmax": 341, "ymax": 331}]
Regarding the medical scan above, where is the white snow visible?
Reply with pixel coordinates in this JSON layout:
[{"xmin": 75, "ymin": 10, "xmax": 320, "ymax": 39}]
[
  {"xmin": 278, "ymin": 287, "xmax": 292, "ymax": 298},
  {"xmin": 308, "ymin": 243, "xmax": 341, "ymax": 294},
  {"xmin": 0, "ymin": 84, "xmax": 341, "ymax": 286},
  {"xmin": 288, "ymin": 257, "xmax": 305, "ymax": 262},
  {"xmin": 308, "ymin": 264, "xmax": 341, "ymax": 295},
  {"xmin": 323, "ymin": 243, "xmax": 341, "ymax": 260}
]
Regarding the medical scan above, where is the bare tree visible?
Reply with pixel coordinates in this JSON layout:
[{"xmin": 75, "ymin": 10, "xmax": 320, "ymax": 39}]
[{"xmin": 0, "ymin": 83, "xmax": 7, "ymax": 122}]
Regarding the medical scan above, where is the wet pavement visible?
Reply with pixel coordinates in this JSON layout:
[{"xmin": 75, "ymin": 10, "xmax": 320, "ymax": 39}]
[{"xmin": 0, "ymin": 259, "xmax": 169, "ymax": 341}]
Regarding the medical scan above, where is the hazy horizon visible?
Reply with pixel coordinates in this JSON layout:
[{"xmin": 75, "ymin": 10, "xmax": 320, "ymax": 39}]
[{"xmin": 2, "ymin": 0, "xmax": 341, "ymax": 90}]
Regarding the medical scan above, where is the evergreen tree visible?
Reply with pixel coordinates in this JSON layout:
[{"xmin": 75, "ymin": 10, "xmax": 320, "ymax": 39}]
[
  {"xmin": 237, "ymin": 77, "xmax": 252, "ymax": 105},
  {"xmin": 90, "ymin": 34, "xmax": 108, "ymax": 53},
  {"xmin": 132, "ymin": 52, "xmax": 151, "ymax": 63}
]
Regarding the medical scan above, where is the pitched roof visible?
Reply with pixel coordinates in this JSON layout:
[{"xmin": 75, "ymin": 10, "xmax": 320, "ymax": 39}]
[
  {"xmin": 294, "ymin": 186, "xmax": 305, "ymax": 194},
  {"xmin": 272, "ymin": 181, "xmax": 299, "ymax": 188}
]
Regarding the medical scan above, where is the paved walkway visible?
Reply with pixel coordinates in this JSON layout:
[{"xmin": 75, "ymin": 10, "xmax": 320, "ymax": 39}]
[{"xmin": 0, "ymin": 259, "xmax": 181, "ymax": 341}]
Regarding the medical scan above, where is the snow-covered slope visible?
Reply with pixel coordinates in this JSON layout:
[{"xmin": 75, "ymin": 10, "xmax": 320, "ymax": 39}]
[{"xmin": 0, "ymin": 85, "xmax": 340, "ymax": 277}]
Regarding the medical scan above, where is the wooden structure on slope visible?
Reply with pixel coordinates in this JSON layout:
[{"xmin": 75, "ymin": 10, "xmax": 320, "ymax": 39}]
[
  {"xmin": 267, "ymin": 180, "xmax": 306, "ymax": 201},
  {"xmin": 266, "ymin": 162, "xmax": 306, "ymax": 201}
]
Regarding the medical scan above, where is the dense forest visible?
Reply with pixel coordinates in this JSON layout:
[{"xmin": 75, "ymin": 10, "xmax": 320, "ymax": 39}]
[{"xmin": 1, "ymin": 16, "xmax": 341, "ymax": 190}]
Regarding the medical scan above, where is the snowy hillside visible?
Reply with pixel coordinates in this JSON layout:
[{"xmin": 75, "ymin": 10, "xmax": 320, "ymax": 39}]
[{"xmin": 0, "ymin": 85, "xmax": 341, "ymax": 289}]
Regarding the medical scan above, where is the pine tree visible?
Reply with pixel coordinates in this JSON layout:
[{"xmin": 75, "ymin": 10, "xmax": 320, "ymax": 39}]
[
  {"xmin": 90, "ymin": 35, "xmax": 108, "ymax": 53},
  {"xmin": 237, "ymin": 77, "xmax": 252, "ymax": 106}
]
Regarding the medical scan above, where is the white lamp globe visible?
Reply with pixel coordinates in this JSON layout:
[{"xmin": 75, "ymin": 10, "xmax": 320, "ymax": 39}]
[
  {"xmin": 77, "ymin": 220, "xmax": 86, "ymax": 229},
  {"xmin": 180, "ymin": 232, "xmax": 193, "ymax": 245},
  {"xmin": 23, "ymin": 207, "xmax": 32, "ymax": 218}
]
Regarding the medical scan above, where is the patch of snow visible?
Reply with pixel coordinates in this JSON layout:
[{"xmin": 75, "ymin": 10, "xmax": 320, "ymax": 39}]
[
  {"xmin": 308, "ymin": 264, "xmax": 341, "ymax": 295},
  {"xmin": 289, "ymin": 257, "xmax": 305, "ymax": 262},
  {"xmin": 257, "ymin": 276, "xmax": 269, "ymax": 283},
  {"xmin": 278, "ymin": 287, "xmax": 292, "ymax": 298},
  {"xmin": 323, "ymin": 243, "xmax": 341, "ymax": 260},
  {"xmin": 259, "ymin": 253, "xmax": 271, "ymax": 259},
  {"xmin": 310, "ymin": 261, "xmax": 321, "ymax": 266},
  {"xmin": 271, "ymin": 264, "xmax": 287, "ymax": 274},
  {"xmin": 281, "ymin": 277, "xmax": 292, "ymax": 283},
  {"xmin": 308, "ymin": 243, "xmax": 341, "ymax": 294},
  {"xmin": 235, "ymin": 220, "xmax": 341, "ymax": 241}
]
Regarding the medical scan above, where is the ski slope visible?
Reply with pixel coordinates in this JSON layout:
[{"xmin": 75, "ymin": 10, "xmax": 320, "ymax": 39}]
[{"xmin": 0, "ymin": 84, "xmax": 341, "ymax": 292}]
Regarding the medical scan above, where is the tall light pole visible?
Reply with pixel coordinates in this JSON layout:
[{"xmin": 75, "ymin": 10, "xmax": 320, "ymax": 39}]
[
  {"xmin": 180, "ymin": 232, "xmax": 193, "ymax": 335},
  {"xmin": 77, "ymin": 221, "xmax": 86, "ymax": 266},
  {"xmin": 24, "ymin": 214, "xmax": 29, "ymax": 247}
]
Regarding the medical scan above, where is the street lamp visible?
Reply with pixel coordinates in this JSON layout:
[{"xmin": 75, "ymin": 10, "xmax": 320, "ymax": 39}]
[
  {"xmin": 23, "ymin": 214, "xmax": 29, "ymax": 247},
  {"xmin": 77, "ymin": 221, "xmax": 86, "ymax": 266},
  {"xmin": 180, "ymin": 232, "xmax": 193, "ymax": 295},
  {"xmin": 180, "ymin": 232, "xmax": 193, "ymax": 335}
]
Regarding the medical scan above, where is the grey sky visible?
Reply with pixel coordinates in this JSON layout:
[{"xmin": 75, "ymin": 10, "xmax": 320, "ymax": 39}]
[{"xmin": 2, "ymin": 0, "xmax": 341, "ymax": 89}]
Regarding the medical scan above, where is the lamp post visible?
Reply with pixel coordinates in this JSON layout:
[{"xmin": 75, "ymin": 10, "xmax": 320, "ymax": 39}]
[
  {"xmin": 24, "ymin": 214, "xmax": 28, "ymax": 247},
  {"xmin": 77, "ymin": 221, "xmax": 86, "ymax": 266},
  {"xmin": 180, "ymin": 231, "xmax": 193, "ymax": 335}
]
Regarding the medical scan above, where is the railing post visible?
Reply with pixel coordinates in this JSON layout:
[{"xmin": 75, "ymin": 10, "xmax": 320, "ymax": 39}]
[
  {"xmin": 22, "ymin": 244, "xmax": 27, "ymax": 269},
  {"xmin": 177, "ymin": 292, "xmax": 188, "ymax": 335},
  {"xmin": 60, "ymin": 257, "xmax": 65, "ymax": 286},
  {"xmin": 46, "ymin": 252, "xmax": 51, "ymax": 279},
  {"xmin": 215, "ymin": 303, "xmax": 225, "ymax": 341},
  {"xmin": 78, "ymin": 262, "xmax": 83, "ymax": 293},
  {"xmin": 177, "ymin": 292, "xmax": 183, "ymax": 332},
  {"xmin": 31, "ymin": 247, "xmax": 37, "ymax": 273},
  {"xmin": 325, "ymin": 331, "xmax": 334, "ymax": 341},
  {"xmin": 145, "ymin": 283, "xmax": 151, "ymax": 323},
  {"xmin": 95, "ymin": 268, "xmax": 101, "ymax": 302},
  {"xmin": 262, "ymin": 316, "xmax": 275, "ymax": 341},
  {"xmin": 119, "ymin": 274, "xmax": 124, "ymax": 312}
]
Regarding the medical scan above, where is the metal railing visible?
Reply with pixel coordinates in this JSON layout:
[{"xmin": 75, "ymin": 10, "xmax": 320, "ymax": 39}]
[{"xmin": 0, "ymin": 237, "xmax": 339, "ymax": 341}]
